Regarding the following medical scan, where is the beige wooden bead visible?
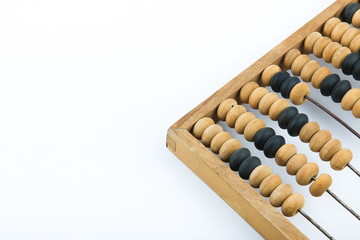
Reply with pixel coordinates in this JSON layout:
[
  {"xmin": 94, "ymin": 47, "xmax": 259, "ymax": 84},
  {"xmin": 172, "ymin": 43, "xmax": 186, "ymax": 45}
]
[
  {"xmin": 349, "ymin": 34, "xmax": 360, "ymax": 52},
  {"xmin": 259, "ymin": 93, "xmax": 279, "ymax": 115},
  {"xmin": 289, "ymin": 82, "xmax": 310, "ymax": 105},
  {"xmin": 192, "ymin": 117, "xmax": 215, "ymax": 139},
  {"xmin": 319, "ymin": 139, "xmax": 342, "ymax": 161},
  {"xmin": 275, "ymin": 144, "xmax": 297, "ymax": 166},
  {"xmin": 322, "ymin": 42, "xmax": 341, "ymax": 63},
  {"xmin": 330, "ymin": 148, "xmax": 352, "ymax": 170},
  {"xmin": 244, "ymin": 118, "xmax": 266, "ymax": 142},
  {"xmin": 239, "ymin": 82, "xmax": 259, "ymax": 103},
  {"xmin": 283, "ymin": 49, "xmax": 301, "ymax": 70},
  {"xmin": 313, "ymin": 37, "xmax": 332, "ymax": 58},
  {"xmin": 309, "ymin": 130, "xmax": 332, "ymax": 152},
  {"xmin": 270, "ymin": 184, "xmax": 293, "ymax": 207},
  {"xmin": 259, "ymin": 174, "xmax": 282, "ymax": 197},
  {"xmin": 219, "ymin": 138, "xmax": 242, "ymax": 162},
  {"xmin": 300, "ymin": 60, "xmax": 320, "ymax": 82},
  {"xmin": 210, "ymin": 131, "xmax": 232, "ymax": 154},
  {"xmin": 341, "ymin": 88, "xmax": 360, "ymax": 110},
  {"xmin": 304, "ymin": 32, "xmax": 322, "ymax": 53},
  {"xmin": 311, "ymin": 67, "xmax": 331, "ymax": 89},
  {"xmin": 249, "ymin": 87, "xmax": 269, "ymax": 109},
  {"xmin": 202, "ymin": 124, "xmax": 223, "ymax": 147},
  {"xmin": 225, "ymin": 105, "xmax": 247, "ymax": 128},
  {"xmin": 234, "ymin": 112, "xmax": 256, "ymax": 134},
  {"xmin": 332, "ymin": 47, "xmax": 351, "ymax": 69},
  {"xmin": 261, "ymin": 65, "xmax": 281, "ymax": 86},
  {"xmin": 249, "ymin": 165, "xmax": 272, "ymax": 188},
  {"xmin": 309, "ymin": 174, "xmax": 332, "ymax": 197},
  {"xmin": 299, "ymin": 122, "xmax": 320, "ymax": 143},
  {"xmin": 217, "ymin": 98, "xmax": 237, "ymax": 121},
  {"xmin": 323, "ymin": 17, "xmax": 341, "ymax": 37},
  {"xmin": 341, "ymin": 28, "xmax": 360, "ymax": 47},
  {"xmin": 352, "ymin": 99, "xmax": 360, "ymax": 118},
  {"xmin": 296, "ymin": 162, "xmax": 319, "ymax": 186},
  {"xmin": 331, "ymin": 22, "xmax": 350, "ymax": 42},
  {"xmin": 291, "ymin": 54, "xmax": 311, "ymax": 76},
  {"xmin": 269, "ymin": 99, "xmax": 290, "ymax": 121},
  {"xmin": 281, "ymin": 193, "xmax": 305, "ymax": 217},
  {"xmin": 286, "ymin": 154, "xmax": 308, "ymax": 175},
  {"xmin": 353, "ymin": 9, "xmax": 360, "ymax": 28}
]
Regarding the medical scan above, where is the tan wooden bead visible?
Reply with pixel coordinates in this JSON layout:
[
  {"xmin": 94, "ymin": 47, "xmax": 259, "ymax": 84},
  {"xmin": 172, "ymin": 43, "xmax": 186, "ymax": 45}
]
[
  {"xmin": 249, "ymin": 87, "xmax": 269, "ymax": 109},
  {"xmin": 332, "ymin": 47, "xmax": 351, "ymax": 69},
  {"xmin": 239, "ymin": 82, "xmax": 259, "ymax": 103},
  {"xmin": 269, "ymin": 99, "xmax": 290, "ymax": 121},
  {"xmin": 193, "ymin": 117, "xmax": 215, "ymax": 139},
  {"xmin": 202, "ymin": 124, "xmax": 223, "ymax": 147},
  {"xmin": 270, "ymin": 184, "xmax": 293, "ymax": 208},
  {"xmin": 291, "ymin": 54, "xmax": 311, "ymax": 76},
  {"xmin": 310, "ymin": 174, "xmax": 332, "ymax": 197},
  {"xmin": 261, "ymin": 65, "xmax": 281, "ymax": 86},
  {"xmin": 259, "ymin": 174, "xmax": 282, "ymax": 197},
  {"xmin": 296, "ymin": 162, "xmax": 319, "ymax": 186},
  {"xmin": 217, "ymin": 98, "xmax": 237, "ymax": 120},
  {"xmin": 349, "ymin": 34, "xmax": 360, "ymax": 52},
  {"xmin": 323, "ymin": 17, "xmax": 341, "ymax": 37},
  {"xmin": 330, "ymin": 148, "xmax": 352, "ymax": 170},
  {"xmin": 234, "ymin": 112, "xmax": 256, "ymax": 134},
  {"xmin": 341, "ymin": 88, "xmax": 360, "ymax": 110},
  {"xmin": 353, "ymin": 9, "xmax": 360, "ymax": 28},
  {"xmin": 219, "ymin": 138, "xmax": 242, "ymax": 162},
  {"xmin": 311, "ymin": 67, "xmax": 331, "ymax": 89},
  {"xmin": 289, "ymin": 82, "xmax": 310, "ymax": 105},
  {"xmin": 309, "ymin": 130, "xmax": 332, "ymax": 152},
  {"xmin": 331, "ymin": 22, "xmax": 350, "ymax": 42},
  {"xmin": 275, "ymin": 144, "xmax": 297, "ymax": 166},
  {"xmin": 313, "ymin": 37, "xmax": 332, "ymax": 58},
  {"xmin": 319, "ymin": 139, "xmax": 341, "ymax": 161},
  {"xmin": 281, "ymin": 193, "xmax": 305, "ymax": 217},
  {"xmin": 352, "ymin": 99, "xmax": 360, "ymax": 118},
  {"xmin": 322, "ymin": 42, "xmax": 341, "ymax": 63},
  {"xmin": 249, "ymin": 165, "xmax": 272, "ymax": 188},
  {"xmin": 244, "ymin": 118, "xmax": 266, "ymax": 142},
  {"xmin": 283, "ymin": 49, "xmax": 301, "ymax": 70},
  {"xmin": 210, "ymin": 131, "xmax": 232, "ymax": 154},
  {"xmin": 341, "ymin": 28, "xmax": 360, "ymax": 47},
  {"xmin": 304, "ymin": 32, "xmax": 322, "ymax": 53},
  {"xmin": 299, "ymin": 122, "xmax": 320, "ymax": 143},
  {"xmin": 225, "ymin": 105, "xmax": 247, "ymax": 128},
  {"xmin": 300, "ymin": 60, "xmax": 320, "ymax": 82},
  {"xmin": 286, "ymin": 154, "xmax": 308, "ymax": 175},
  {"xmin": 258, "ymin": 93, "xmax": 279, "ymax": 115}
]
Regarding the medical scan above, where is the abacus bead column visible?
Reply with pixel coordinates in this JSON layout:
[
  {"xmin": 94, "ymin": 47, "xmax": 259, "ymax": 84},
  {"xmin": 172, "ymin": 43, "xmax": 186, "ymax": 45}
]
[
  {"xmin": 192, "ymin": 117, "xmax": 215, "ymax": 139},
  {"xmin": 239, "ymin": 82, "xmax": 259, "ymax": 103},
  {"xmin": 323, "ymin": 18, "xmax": 341, "ymax": 37},
  {"xmin": 290, "ymin": 83, "xmax": 310, "ymax": 105},
  {"xmin": 341, "ymin": 53, "xmax": 360, "ymax": 75},
  {"xmin": 249, "ymin": 165, "xmax": 272, "ymax": 188},
  {"xmin": 270, "ymin": 184, "xmax": 293, "ymax": 208},
  {"xmin": 275, "ymin": 144, "xmax": 297, "ymax": 166},
  {"xmin": 280, "ymin": 77, "xmax": 300, "ymax": 98},
  {"xmin": 331, "ymin": 80, "xmax": 351, "ymax": 103},
  {"xmin": 258, "ymin": 93, "xmax": 279, "ymax": 115},
  {"xmin": 278, "ymin": 107, "xmax": 299, "ymax": 129},
  {"xmin": 291, "ymin": 55, "xmax": 310, "ymax": 76},
  {"xmin": 253, "ymin": 127, "xmax": 276, "ymax": 150},
  {"xmin": 341, "ymin": 88, "xmax": 360, "ymax": 110},
  {"xmin": 225, "ymin": 105, "xmax": 247, "ymax": 128},
  {"xmin": 217, "ymin": 98, "xmax": 237, "ymax": 120},
  {"xmin": 270, "ymin": 71, "xmax": 290, "ymax": 92},
  {"xmin": 202, "ymin": 124, "xmax": 224, "ymax": 147},
  {"xmin": 286, "ymin": 154, "xmax": 308, "ymax": 175},
  {"xmin": 319, "ymin": 139, "xmax": 342, "ymax": 161},
  {"xmin": 320, "ymin": 74, "xmax": 340, "ymax": 96},
  {"xmin": 238, "ymin": 156, "xmax": 261, "ymax": 180},
  {"xmin": 304, "ymin": 32, "xmax": 322, "ymax": 53},
  {"xmin": 219, "ymin": 138, "xmax": 242, "ymax": 162},
  {"xmin": 283, "ymin": 49, "xmax": 301, "ymax": 69},
  {"xmin": 234, "ymin": 112, "xmax": 256, "ymax": 134},
  {"xmin": 341, "ymin": 28, "xmax": 360, "ymax": 47},
  {"xmin": 330, "ymin": 148, "xmax": 353, "ymax": 170},
  {"xmin": 331, "ymin": 22, "xmax": 350, "ymax": 43},
  {"xmin": 296, "ymin": 162, "xmax": 319, "ymax": 186},
  {"xmin": 229, "ymin": 148, "xmax": 251, "ymax": 171},
  {"xmin": 259, "ymin": 174, "xmax": 282, "ymax": 197},
  {"xmin": 299, "ymin": 122, "xmax": 320, "ymax": 143},
  {"xmin": 332, "ymin": 47, "xmax": 351, "ymax": 69},
  {"xmin": 311, "ymin": 67, "xmax": 331, "ymax": 89},
  {"xmin": 261, "ymin": 65, "xmax": 281, "ymax": 86},
  {"xmin": 323, "ymin": 42, "xmax": 341, "ymax": 63},
  {"xmin": 287, "ymin": 113, "xmax": 309, "ymax": 137},
  {"xmin": 210, "ymin": 132, "xmax": 232, "ymax": 153},
  {"xmin": 313, "ymin": 37, "xmax": 332, "ymax": 58},
  {"xmin": 300, "ymin": 60, "xmax": 320, "ymax": 82},
  {"xmin": 309, "ymin": 130, "xmax": 332, "ymax": 152},
  {"xmin": 249, "ymin": 87, "xmax": 269, "ymax": 109},
  {"xmin": 244, "ymin": 118, "xmax": 266, "ymax": 142},
  {"xmin": 269, "ymin": 99, "xmax": 290, "ymax": 121},
  {"xmin": 263, "ymin": 135, "xmax": 286, "ymax": 158},
  {"xmin": 281, "ymin": 193, "xmax": 305, "ymax": 217},
  {"xmin": 310, "ymin": 174, "xmax": 332, "ymax": 197},
  {"xmin": 342, "ymin": 3, "xmax": 360, "ymax": 23}
]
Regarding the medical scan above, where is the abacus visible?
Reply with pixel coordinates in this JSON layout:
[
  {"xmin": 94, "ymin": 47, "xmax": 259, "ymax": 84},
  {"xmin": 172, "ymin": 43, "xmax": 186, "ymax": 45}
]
[{"xmin": 166, "ymin": 0, "xmax": 360, "ymax": 239}]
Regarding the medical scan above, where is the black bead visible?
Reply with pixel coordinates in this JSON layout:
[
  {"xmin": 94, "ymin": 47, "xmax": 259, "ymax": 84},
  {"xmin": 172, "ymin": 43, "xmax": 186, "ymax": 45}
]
[
  {"xmin": 287, "ymin": 113, "xmax": 309, "ymax": 137},
  {"xmin": 263, "ymin": 135, "xmax": 285, "ymax": 158},
  {"xmin": 229, "ymin": 148, "xmax": 251, "ymax": 171},
  {"xmin": 280, "ymin": 77, "xmax": 300, "ymax": 98},
  {"xmin": 342, "ymin": 53, "xmax": 360, "ymax": 75},
  {"xmin": 352, "ymin": 60, "xmax": 360, "ymax": 80},
  {"xmin": 254, "ymin": 127, "xmax": 276, "ymax": 150},
  {"xmin": 278, "ymin": 106, "xmax": 299, "ymax": 129},
  {"xmin": 320, "ymin": 74, "xmax": 340, "ymax": 96},
  {"xmin": 271, "ymin": 71, "xmax": 290, "ymax": 92},
  {"xmin": 331, "ymin": 80, "xmax": 352, "ymax": 103},
  {"xmin": 342, "ymin": 3, "xmax": 360, "ymax": 23},
  {"xmin": 238, "ymin": 156, "xmax": 261, "ymax": 180}
]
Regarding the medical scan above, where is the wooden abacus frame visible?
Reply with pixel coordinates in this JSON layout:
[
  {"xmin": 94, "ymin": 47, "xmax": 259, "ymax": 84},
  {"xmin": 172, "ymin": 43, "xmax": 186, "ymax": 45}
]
[{"xmin": 166, "ymin": 0, "xmax": 357, "ymax": 239}]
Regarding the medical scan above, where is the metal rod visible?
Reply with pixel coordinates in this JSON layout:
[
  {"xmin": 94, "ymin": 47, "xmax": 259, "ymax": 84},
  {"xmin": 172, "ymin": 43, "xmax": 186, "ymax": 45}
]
[
  {"xmin": 347, "ymin": 163, "xmax": 360, "ymax": 177},
  {"xmin": 325, "ymin": 188, "xmax": 360, "ymax": 221},
  {"xmin": 298, "ymin": 209, "xmax": 335, "ymax": 240}
]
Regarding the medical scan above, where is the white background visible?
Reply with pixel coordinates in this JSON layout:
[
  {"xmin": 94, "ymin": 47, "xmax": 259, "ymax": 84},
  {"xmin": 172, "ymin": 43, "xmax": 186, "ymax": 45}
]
[{"xmin": 0, "ymin": 0, "xmax": 359, "ymax": 239}]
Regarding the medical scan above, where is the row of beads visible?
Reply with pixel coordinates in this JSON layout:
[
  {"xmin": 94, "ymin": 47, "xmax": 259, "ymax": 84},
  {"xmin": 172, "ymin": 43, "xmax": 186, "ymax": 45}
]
[
  {"xmin": 216, "ymin": 98, "xmax": 332, "ymax": 197},
  {"xmin": 192, "ymin": 118, "xmax": 305, "ymax": 217},
  {"xmin": 282, "ymin": 47, "xmax": 360, "ymax": 118},
  {"xmin": 341, "ymin": 3, "xmax": 360, "ymax": 28},
  {"xmin": 239, "ymin": 81, "xmax": 353, "ymax": 171}
]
